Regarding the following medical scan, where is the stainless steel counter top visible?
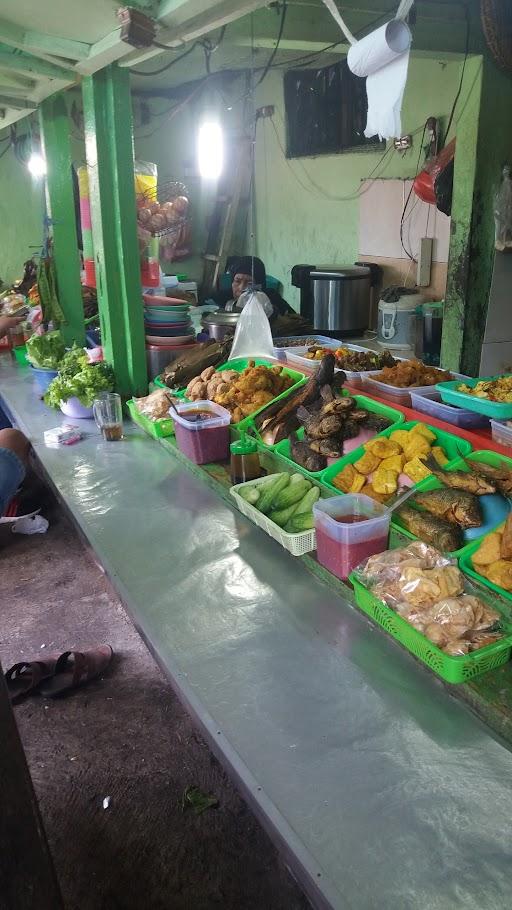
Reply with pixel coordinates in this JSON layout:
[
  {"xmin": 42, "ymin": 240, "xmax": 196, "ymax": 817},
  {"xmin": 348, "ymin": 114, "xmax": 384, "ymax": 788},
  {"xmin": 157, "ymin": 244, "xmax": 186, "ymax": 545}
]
[{"xmin": 2, "ymin": 356, "xmax": 512, "ymax": 910}]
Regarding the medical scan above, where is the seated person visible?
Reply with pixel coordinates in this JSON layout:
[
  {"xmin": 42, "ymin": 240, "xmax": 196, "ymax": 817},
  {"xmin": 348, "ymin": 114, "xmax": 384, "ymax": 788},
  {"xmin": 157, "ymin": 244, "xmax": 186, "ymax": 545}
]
[
  {"xmin": 0, "ymin": 316, "xmax": 30, "ymax": 515},
  {"xmin": 215, "ymin": 256, "xmax": 294, "ymax": 323}
]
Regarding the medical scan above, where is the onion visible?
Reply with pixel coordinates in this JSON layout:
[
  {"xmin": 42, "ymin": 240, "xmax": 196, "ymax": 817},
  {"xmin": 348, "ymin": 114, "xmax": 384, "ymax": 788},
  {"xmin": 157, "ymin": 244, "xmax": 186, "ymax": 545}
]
[
  {"xmin": 137, "ymin": 207, "xmax": 152, "ymax": 224},
  {"xmin": 173, "ymin": 195, "xmax": 189, "ymax": 215},
  {"xmin": 149, "ymin": 213, "xmax": 166, "ymax": 232}
]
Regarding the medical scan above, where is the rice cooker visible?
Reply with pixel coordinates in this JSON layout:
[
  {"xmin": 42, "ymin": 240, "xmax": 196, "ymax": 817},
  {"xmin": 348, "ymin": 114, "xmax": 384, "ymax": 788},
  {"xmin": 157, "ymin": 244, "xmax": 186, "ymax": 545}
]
[{"xmin": 377, "ymin": 289, "xmax": 426, "ymax": 350}]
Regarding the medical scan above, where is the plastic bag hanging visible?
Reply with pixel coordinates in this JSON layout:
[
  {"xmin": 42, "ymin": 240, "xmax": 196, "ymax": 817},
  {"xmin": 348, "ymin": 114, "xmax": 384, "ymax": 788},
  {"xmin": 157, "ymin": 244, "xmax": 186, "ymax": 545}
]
[{"xmin": 229, "ymin": 289, "xmax": 275, "ymax": 360}]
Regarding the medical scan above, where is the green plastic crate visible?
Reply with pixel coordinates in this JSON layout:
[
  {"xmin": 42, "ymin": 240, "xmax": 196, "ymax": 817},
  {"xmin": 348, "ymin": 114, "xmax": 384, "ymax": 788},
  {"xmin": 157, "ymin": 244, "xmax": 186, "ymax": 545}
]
[
  {"xmin": 437, "ymin": 376, "xmax": 512, "ymax": 419},
  {"xmin": 350, "ymin": 574, "xmax": 512, "ymax": 684},
  {"xmin": 269, "ymin": 394, "xmax": 405, "ymax": 479},
  {"xmin": 153, "ymin": 358, "xmax": 306, "ymax": 430},
  {"xmin": 321, "ymin": 420, "xmax": 472, "ymax": 494},
  {"xmin": 459, "ymin": 538, "xmax": 512, "ymax": 605},
  {"xmin": 391, "ymin": 449, "xmax": 511, "ymax": 557},
  {"xmin": 126, "ymin": 398, "xmax": 174, "ymax": 439}
]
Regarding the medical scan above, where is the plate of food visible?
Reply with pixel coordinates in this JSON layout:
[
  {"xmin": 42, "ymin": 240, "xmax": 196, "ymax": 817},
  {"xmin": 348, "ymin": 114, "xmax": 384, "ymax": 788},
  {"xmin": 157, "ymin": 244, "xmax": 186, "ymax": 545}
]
[{"xmin": 437, "ymin": 375, "xmax": 512, "ymax": 419}]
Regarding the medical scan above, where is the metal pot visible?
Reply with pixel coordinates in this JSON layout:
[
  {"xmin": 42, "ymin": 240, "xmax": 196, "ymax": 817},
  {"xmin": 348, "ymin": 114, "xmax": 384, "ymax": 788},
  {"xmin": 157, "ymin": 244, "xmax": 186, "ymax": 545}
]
[{"xmin": 201, "ymin": 310, "xmax": 240, "ymax": 341}]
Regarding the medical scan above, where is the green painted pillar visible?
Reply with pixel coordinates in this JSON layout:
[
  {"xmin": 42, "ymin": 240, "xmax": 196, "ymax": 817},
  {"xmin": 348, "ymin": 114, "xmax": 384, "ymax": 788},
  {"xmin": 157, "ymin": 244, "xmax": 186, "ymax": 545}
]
[
  {"xmin": 39, "ymin": 94, "xmax": 85, "ymax": 347},
  {"xmin": 82, "ymin": 64, "xmax": 147, "ymax": 397}
]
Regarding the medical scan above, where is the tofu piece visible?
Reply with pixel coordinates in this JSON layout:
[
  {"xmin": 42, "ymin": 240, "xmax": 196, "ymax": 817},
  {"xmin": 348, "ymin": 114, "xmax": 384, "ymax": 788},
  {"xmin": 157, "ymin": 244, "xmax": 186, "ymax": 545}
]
[
  {"xmin": 380, "ymin": 453, "xmax": 406, "ymax": 473},
  {"xmin": 373, "ymin": 468, "xmax": 399, "ymax": 495},
  {"xmin": 410, "ymin": 423, "xmax": 437, "ymax": 444},
  {"xmin": 432, "ymin": 446, "xmax": 449, "ymax": 467},
  {"xmin": 403, "ymin": 456, "xmax": 432, "ymax": 484},
  {"xmin": 354, "ymin": 451, "xmax": 381, "ymax": 475}
]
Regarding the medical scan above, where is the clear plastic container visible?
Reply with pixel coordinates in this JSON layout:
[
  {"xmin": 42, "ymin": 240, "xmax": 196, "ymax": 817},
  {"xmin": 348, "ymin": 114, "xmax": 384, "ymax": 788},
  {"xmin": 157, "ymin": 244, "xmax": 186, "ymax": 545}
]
[
  {"xmin": 491, "ymin": 419, "xmax": 512, "ymax": 449},
  {"xmin": 364, "ymin": 371, "xmax": 468, "ymax": 406},
  {"xmin": 313, "ymin": 494, "xmax": 390, "ymax": 581},
  {"xmin": 410, "ymin": 391, "xmax": 490, "ymax": 429},
  {"xmin": 172, "ymin": 400, "xmax": 231, "ymax": 464}
]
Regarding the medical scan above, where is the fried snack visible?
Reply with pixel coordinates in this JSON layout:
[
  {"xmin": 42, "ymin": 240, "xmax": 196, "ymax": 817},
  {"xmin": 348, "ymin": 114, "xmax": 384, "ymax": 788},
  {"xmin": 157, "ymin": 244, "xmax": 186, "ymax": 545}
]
[
  {"xmin": 365, "ymin": 437, "xmax": 401, "ymax": 459},
  {"xmin": 403, "ymin": 456, "xmax": 433, "ymax": 484},
  {"xmin": 443, "ymin": 639, "xmax": 470, "ymax": 656},
  {"xmin": 501, "ymin": 513, "xmax": 512, "ymax": 559},
  {"xmin": 432, "ymin": 566, "xmax": 465, "ymax": 598},
  {"xmin": 373, "ymin": 359, "xmax": 452, "ymax": 388},
  {"xmin": 380, "ymin": 453, "xmax": 406, "ymax": 473},
  {"xmin": 402, "ymin": 434, "xmax": 431, "ymax": 460},
  {"xmin": 473, "ymin": 531, "xmax": 502, "ymax": 566},
  {"xmin": 458, "ymin": 376, "xmax": 512, "ymax": 402},
  {"xmin": 390, "ymin": 429, "xmax": 411, "ymax": 449},
  {"xmin": 333, "ymin": 464, "xmax": 362, "ymax": 493},
  {"xmin": 360, "ymin": 483, "xmax": 389, "ymax": 504},
  {"xmin": 432, "ymin": 446, "xmax": 449, "ymax": 467},
  {"xmin": 483, "ymin": 560, "xmax": 512, "ymax": 591},
  {"xmin": 354, "ymin": 451, "xmax": 381, "ymax": 475},
  {"xmin": 411, "ymin": 423, "xmax": 437, "ymax": 444},
  {"xmin": 400, "ymin": 567, "xmax": 443, "ymax": 607},
  {"xmin": 349, "ymin": 472, "xmax": 366, "ymax": 493},
  {"xmin": 373, "ymin": 468, "xmax": 399, "ymax": 495}
]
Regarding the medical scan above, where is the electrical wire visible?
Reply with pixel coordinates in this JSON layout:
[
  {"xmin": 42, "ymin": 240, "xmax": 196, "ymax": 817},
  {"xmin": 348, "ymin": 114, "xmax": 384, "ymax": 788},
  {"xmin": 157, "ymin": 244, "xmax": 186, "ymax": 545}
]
[
  {"xmin": 400, "ymin": 122, "xmax": 427, "ymax": 260},
  {"xmin": 443, "ymin": 2, "xmax": 470, "ymax": 143},
  {"xmin": 131, "ymin": 41, "xmax": 200, "ymax": 77},
  {"xmin": 256, "ymin": 1, "xmax": 288, "ymax": 86}
]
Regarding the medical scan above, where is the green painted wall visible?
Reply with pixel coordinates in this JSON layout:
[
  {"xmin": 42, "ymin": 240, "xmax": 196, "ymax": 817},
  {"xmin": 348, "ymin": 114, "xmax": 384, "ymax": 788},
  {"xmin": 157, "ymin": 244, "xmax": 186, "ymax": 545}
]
[
  {"xmin": 453, "ymin": 57, "xmax": 512, "ymax": 376},
  {"xmin": 252, "ymin": 56, "xmax": 469, "ymax": 309},
  {"xmin": 0, "ymin": 126, "xmax": 44, "ymax": 285}
]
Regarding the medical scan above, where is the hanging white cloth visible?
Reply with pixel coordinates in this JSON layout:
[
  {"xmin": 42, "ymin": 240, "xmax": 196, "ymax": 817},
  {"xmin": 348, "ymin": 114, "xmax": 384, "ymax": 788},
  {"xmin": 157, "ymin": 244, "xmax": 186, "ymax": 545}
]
[{"xmin": 321, "ymin": 0, "xmax": 414, "ymax": 140}]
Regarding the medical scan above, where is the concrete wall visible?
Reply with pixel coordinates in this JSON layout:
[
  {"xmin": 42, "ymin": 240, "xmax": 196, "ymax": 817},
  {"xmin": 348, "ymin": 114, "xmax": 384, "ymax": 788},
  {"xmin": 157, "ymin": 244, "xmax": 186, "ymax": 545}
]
[
  {"xmin": 0, "ymin": 127, "xmax": 45, "ymax": 285},
  {"xmin": 252, "ymin": 57, "xmax": 467, "ymax": 310}
]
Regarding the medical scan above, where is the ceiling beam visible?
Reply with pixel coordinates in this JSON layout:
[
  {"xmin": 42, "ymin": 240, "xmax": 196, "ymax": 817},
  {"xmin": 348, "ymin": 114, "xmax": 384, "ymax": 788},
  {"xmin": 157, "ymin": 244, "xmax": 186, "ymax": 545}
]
[
  {"xmin": 0, "ymin": 94, "xmax": 37, "ymax": 110},
  {"xmin": 0, "ymin": 70, "xmax": 36, "ymax": 91},
  {"xmin": 0, "ymin": 18, "xmax": 90, "ymax": 62},
  {"xmin": 0, "ymin": 44, "xmax": 73, "ymax": 79}
]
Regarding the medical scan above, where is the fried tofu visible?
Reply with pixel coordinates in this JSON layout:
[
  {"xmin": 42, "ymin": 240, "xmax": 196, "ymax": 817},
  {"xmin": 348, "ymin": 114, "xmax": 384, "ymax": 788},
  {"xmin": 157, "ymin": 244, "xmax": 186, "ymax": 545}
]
[
  {"xmin": 333, "ymin": 464, "xmax": 365, "ymax": 494},
  {"xmin": 403, "ymin": 456, "xmax": 432, "ymax": 484},
  {"xmin": 390, "ymin": 430, "xmax": 411, "ymax": 449},
  {"xmin": 473, "ymin": 531, "xmax": 502, "ymax": 566},
  {"xmin": 365, "ymin": 437, "xmax": 401, "ymax": 459},
  {"xmin": 410, "ymin": 423, "xmax": 437, "ymax": 444},
  {"xmin": 354, "ymin": 451, "xmax": 381, "ymax": 475},
  {"xmin": 432, "ymin": 446, "xmax": 449, "ymax": 467},
  {"xmin": 380, "ymin": 453, "xmax": 406, "ymax": 474},
  {"xmin": 403, "ymin": 434, "xmax": 431, "ymax": 461},
  {"xmin": 360, "ymin": 483, "xmax": 389, "ymax": 504},
  {"xmin": 373, "ymin": 468, "xmax": 399, "ymax": 495}
]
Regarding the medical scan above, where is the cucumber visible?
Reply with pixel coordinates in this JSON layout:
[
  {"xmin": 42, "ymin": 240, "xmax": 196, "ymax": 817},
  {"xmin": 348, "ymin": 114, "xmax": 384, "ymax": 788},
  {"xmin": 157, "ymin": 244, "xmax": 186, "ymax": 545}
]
[
  {"xmin": 269, "ymin": 502, "xmax": 301, "ymax": 527},
  {"xmin": 238, "ymin": 486, "xmax": 260, "ymax": 505},
  {"xmin": 257, "ymin": 474, "xmax": 290, "ymax": 514},
  {"xmin": 285, "ymin": 511, "xmax": 315, "ymax": 533},
  {"xmin": 290, "ymin": 473, "xmax": 306, "ymax": 484},
  {"xmin": 272, "ymin": 479, "xmax": 311, "ymax": 511},
  {"xmin": 294, "ymin": 486, "xmax": 320, "ymax": 515}
]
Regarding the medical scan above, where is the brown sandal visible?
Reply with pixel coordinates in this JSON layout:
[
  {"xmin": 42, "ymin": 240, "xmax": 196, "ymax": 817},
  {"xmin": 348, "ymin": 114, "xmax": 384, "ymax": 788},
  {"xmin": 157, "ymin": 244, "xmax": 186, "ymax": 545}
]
[
  {"xmin": 5, "ymin": 657, "xmax": 59, "ymax": 704},
  {"xmin": 39, "ymin": 645, "xmax": 113, "ymax": 698}
]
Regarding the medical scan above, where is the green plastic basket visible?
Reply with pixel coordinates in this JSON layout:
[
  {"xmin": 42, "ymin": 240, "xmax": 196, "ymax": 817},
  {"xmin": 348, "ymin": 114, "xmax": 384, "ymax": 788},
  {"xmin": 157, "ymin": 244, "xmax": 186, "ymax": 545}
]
[
  {"xmin": 350, "ymin": 574, "xmax": 512, "ymax": 683},
  {"xmin": 270, "ymin": 394, "xmax": 405, "ymax": 479},
  {"xmin": 391, "ymin": 449, "xmax": 511, "ymax": 557},
  {"xmin": 153, "ymin": 358, "xmax": 306, "ymax": 430},
  {"xmin": 126, "ymin": 399, "xmax": 174, "ymax": 439},
  {"xmin": 437, "ymin": 376, "xmax": 512, "ymax": 419},
  {"xmin": 321, "ymin": 420, "xmax": 472, "ymax": 494}
]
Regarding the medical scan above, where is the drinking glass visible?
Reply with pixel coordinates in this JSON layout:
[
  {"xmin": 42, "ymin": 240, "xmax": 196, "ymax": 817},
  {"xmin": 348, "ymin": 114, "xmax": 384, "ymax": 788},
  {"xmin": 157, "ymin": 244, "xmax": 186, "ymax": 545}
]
[{"xmin": 93, "ymin": 392, "xmax": 123, "ymax": 441}]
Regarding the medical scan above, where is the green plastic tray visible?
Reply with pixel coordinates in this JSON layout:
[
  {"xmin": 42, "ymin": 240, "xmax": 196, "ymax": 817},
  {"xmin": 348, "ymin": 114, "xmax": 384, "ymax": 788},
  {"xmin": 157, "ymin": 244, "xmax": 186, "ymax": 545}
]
[
  {"xmin": 126, "ymin": 398, "xmax": 174, "ymax": 439},
  {"xmin": 321, "ymin": 420, "xmax": 472, "ymax": 495},
  {"xmin": 269, "ymin": 394, "xmax": 405, "ymax": 479},
  {"xmin": 391, "ymin": 449, "xmax": 511, "ymax": 557},
  {"xmin": 350, "ymin": 574, "xmax": 512, "ymax": 684},
  {"xmin": 437, "ymin": 376, "xmax": 512, "ymax": 419},
  {"xmin": 154, "ymin": 358, "xmax": 306, "ymax": 431}
]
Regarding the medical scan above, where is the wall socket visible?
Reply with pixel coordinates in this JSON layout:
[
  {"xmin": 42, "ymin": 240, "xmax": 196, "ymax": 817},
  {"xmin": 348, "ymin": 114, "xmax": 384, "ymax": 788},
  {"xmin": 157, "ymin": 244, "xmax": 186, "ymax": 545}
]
[
  {"xmin": 256, "ymin": 105, "xmax": 275, "ymax": 119},
  {"xmin": 394, "ymin": 135, "xmax": 412, "ymax": 151}
]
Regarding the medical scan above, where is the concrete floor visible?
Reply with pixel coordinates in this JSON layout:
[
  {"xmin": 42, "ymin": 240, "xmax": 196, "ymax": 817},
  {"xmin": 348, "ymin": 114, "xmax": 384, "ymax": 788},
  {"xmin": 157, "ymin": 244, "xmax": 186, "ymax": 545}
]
[{"xmin": 1, "ymin": 499, "xmax": 310, "ymax": 910}]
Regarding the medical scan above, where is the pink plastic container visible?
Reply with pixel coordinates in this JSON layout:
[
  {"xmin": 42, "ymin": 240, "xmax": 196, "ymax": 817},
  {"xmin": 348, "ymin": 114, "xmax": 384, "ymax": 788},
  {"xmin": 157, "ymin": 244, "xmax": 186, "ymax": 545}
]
[
  {"xmin": 172, "ymin": 400, "xmax": 231, "ymax": 464},
  {"xmin": 313, "ymin": 494, "xmax": 390, "ymax": 581}
]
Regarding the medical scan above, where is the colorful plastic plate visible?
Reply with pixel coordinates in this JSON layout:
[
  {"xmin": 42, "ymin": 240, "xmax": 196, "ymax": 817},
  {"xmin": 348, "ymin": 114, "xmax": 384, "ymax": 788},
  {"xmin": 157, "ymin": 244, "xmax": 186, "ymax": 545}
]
[{"xmin": 145, "ymin": 334, "xmax": 195, "ymax": 345}]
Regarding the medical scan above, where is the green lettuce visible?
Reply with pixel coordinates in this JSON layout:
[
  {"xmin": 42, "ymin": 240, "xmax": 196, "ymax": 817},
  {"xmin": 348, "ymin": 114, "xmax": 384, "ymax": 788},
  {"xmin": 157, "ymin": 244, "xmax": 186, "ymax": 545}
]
[
  {"xmin": 45, "ymin": 361, "xmax": 115, "ymax": 409},
  {"xmin": 26, "ymin": 331, "xmax": 65, "ymax": 370}
]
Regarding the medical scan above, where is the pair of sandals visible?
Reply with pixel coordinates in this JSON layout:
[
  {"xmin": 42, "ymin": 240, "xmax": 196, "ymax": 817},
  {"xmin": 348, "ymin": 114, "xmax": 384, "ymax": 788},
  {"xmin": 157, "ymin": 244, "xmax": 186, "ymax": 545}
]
[{"xmin": 5, "ymin": 645, "xmax": 113, "ymax": 703}]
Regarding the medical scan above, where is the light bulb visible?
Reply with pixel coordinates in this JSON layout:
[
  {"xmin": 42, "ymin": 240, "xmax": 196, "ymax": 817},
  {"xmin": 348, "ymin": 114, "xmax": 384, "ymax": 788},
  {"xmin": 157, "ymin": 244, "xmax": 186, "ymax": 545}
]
[
  {"xmin": 197, "ymin": 122, "xmax": 223, "ymax": 179},
  {"xmin": 27, "ymin": 153, "xmax": 46, "ymax": 177}
]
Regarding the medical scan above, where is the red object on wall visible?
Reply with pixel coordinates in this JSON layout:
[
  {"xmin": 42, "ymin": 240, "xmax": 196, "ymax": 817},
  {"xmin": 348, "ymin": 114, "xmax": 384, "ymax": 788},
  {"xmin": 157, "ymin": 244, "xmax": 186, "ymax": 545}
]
[{"xmin": 413, "ymin": 138, "xmax": 456, "ymax": 207}]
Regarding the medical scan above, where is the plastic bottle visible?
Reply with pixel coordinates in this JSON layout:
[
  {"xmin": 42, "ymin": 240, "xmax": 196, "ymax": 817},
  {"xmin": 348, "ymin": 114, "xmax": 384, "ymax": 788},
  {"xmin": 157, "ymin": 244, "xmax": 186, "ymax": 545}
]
[{"xmin": 230, "ymin": 432, "xmax": 262, "ymax": 485}]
